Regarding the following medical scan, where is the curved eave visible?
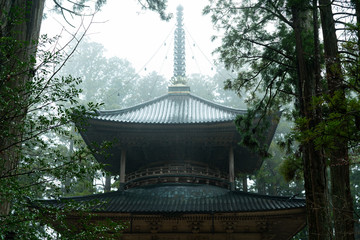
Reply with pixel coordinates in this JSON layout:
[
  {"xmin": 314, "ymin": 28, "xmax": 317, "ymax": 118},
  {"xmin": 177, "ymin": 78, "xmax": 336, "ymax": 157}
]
[
  {"xmin": 83, "ymin": 117, "xmax": 237, "ymax": 130},
  {"xmin": 91, "ymin": 93, "xmax": 246, "ymax": 125}
]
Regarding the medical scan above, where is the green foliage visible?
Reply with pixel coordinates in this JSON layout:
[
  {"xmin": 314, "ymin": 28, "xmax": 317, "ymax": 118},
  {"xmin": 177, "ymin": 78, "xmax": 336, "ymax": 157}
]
[
  {"xmin": 293, "ymin": 90, "xmax": 360, "ymax": 156},
  {"xmin": 33, "ymin": 199, "xmax": 126, "ymax": 240},
  {"xmin": 207, "ymin": 0, "xmax": 360, "ymax": 238},
  {"xmin": 0, "ymin": 0, "xmax": 186, "ymax": 238},
  {"xmin": 52, "ymin": 0, "xmax": 171, "ymax": 24},
  {"xmin": 138, "ymin": 0, "xmax": 172, "ymax": 21},
  {"xmin": 249, "ymin": 120, "xmax": 304, "ymax": 196},
  {"xmin": 205, "ymin": 0, "xmax": 298, "ymax": 160},
  {"xmin": 0, "ymin": 21, "xmax": 122, "ymax": 240},
  {"xmin": 279, "ymin": 154, "xmax": 303, "ymax": 182}
]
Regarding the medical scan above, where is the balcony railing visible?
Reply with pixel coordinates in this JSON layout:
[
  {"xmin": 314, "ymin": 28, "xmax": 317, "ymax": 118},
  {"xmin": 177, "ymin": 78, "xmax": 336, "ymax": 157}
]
[{"xmin": 124, "ymin": 163, "xmax": 229, "ymax": 189}]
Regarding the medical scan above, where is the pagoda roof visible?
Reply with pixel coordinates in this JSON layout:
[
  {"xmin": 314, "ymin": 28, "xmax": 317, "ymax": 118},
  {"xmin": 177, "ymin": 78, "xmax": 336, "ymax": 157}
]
[
  {"xmin": 41, "ymin": 183, "xmax": 305, "ymax": 214},
  {"xmin": 78, "ymin": 85, "xmax": 280, "ymax": 175},
  {"xmin": 93, "ymin": 86, "xmax": 246, "ymax": 125}
]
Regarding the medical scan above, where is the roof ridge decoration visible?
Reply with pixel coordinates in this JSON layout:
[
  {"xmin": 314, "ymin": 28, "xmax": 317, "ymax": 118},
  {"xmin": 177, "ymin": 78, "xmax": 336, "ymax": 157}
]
[{"xmin": 168, "ymin": 84, "xmax": 190, "ymax": 94}]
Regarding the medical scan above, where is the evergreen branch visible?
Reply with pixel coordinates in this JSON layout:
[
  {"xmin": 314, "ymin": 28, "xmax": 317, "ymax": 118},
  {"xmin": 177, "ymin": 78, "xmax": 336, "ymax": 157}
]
[
  {"xmin": 0, "ymin": 122, "xmax": 68, "ymax": 153},
  {"xmin": 228, "ymin": 1, "xmax": 293, "ymax": 27},
  {"xmin": 0, "ymin": 21, "xmax": 89, "ymax": 124},
  {"xmin": 32, "ymin": 16, "xmax": 93, "ymax": 103},
  {"xmin": 265, "ymin": 1, "xmax": 293, "ymax": 27},
  {"xmin": 334, "ymin": 20, "xmax": 349, "ymax": 25},
  {"xmin": 53, "ymin": 0, "xmax": 94, "ymax": 16},
  {"xmin": 239, "ymin": 35, "xmax": 293, "ymax": 61},
  {"xmin": 338, "ymin": 50, "xmax": 359, "ymax": 58},
  {"xmin": 0, "ymin": 161, "xmax": 74, "ymax": 180}
]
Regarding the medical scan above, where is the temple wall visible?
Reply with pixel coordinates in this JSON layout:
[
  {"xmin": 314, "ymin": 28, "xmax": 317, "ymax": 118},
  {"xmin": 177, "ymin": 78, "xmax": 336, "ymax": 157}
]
[{"xmin": 81, "ymin": 211, "xmax": 306, "ymax": 240}]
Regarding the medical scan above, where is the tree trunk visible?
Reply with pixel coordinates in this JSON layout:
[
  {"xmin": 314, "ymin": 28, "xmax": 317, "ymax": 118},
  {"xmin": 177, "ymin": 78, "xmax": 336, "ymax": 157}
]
[
  {"xmin": 242, "ymin": 175, "xmax": 247, "ymax": 192},
  {"xmin": 256, "ymin": 178, "xmax": 266, "ymax": 194},
  {"xmin": 0, "ymin": 0, "xmax": 45, "ymax": 217},
  {"xmin": 291, "ymin": 4, "xmax": 331, "ymax": 239},
  {"xmin": 319, "ymin": 0, "xmax": 355, "ymax": 239},
  {"xmin": 105, "ymin": 174, "xmax": 111, "ymax": 192}
]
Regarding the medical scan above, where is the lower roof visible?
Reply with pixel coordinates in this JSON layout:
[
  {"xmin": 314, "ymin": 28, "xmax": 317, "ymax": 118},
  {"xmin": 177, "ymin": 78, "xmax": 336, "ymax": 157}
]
[{"xmin": 40, "ymin": 183, "xmax": 305, "ymax": 214}]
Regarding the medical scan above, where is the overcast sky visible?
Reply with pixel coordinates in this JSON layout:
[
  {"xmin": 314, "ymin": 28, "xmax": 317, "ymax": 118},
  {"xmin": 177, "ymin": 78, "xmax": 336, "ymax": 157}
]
[{"xmin": 41, "ymin": 0, "xmax": 220, "ymax": 79}]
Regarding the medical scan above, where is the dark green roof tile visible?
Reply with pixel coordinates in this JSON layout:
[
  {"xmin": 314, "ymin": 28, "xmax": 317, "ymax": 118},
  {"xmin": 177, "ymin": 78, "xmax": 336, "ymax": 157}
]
[
  {"xmin": 94, "ymin": 92, "xmax": 246, "ymax": 124},
  {"xmin": 40, "ymin": 183, "xmax": 305, "ymax": 213}
]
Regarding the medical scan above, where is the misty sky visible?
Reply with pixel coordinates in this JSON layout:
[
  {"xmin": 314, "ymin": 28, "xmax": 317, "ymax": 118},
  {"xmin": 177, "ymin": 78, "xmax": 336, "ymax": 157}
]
[{"xmin": 41, "ymin": 0, "xmax": 220, "ymax": 79}]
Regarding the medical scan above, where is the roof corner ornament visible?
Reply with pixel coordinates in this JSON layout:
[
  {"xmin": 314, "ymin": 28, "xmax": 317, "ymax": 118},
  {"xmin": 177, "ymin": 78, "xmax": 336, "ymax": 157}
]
[{"xmin": 172, "ymin": 4, "xmax": 187, "ymax": 85}]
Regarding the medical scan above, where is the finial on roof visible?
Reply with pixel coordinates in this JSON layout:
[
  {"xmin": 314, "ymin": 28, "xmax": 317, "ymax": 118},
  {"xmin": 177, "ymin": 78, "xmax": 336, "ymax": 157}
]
[{"xmin": 172, "ymin": 4, "xmax": 186, "ymax": 85}]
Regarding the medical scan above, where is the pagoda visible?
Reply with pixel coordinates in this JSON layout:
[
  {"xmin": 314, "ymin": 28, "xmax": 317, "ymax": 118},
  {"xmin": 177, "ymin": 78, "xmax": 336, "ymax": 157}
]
[{"xmin": 43, "ymin": 5, "xmax": 306, "ymax": 240}]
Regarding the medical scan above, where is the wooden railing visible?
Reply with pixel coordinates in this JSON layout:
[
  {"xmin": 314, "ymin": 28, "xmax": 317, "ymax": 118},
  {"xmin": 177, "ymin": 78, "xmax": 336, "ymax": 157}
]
[{"xmin": 125, "ymin": 163, "xmax": 228, "ymax": 182}]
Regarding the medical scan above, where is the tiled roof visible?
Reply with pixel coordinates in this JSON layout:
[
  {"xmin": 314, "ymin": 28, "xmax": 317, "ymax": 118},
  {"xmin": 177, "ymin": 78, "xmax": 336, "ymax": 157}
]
[
  {"xmin": 40, "ymin": 184, "xmax": 305, "ymax": 213},
  {"xmin": 94, "ymin": 87, "xmax": 246, "ymax": 124}
]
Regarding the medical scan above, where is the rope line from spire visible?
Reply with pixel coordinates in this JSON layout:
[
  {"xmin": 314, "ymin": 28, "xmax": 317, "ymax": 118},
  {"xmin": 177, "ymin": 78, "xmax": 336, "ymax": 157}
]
[
  {"xmin": 185, "ymin": 30, "xmax": 203, "ymax": 75},
  {"xmin": 184, "ymin": 26, "xmax": 216, "ymax": 72},
  {"xmin": 105, "ymin": 26, "xmax": 175, "ymax": 101}
]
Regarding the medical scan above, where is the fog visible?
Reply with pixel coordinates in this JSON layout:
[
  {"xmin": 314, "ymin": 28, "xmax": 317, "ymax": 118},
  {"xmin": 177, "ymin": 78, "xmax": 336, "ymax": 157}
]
[
  {"xmin": 41, "ymin": 0, "xmax": 220, "ymax": 80},
  {"xmin": 40, "ymin": 0, "xmax": 246, "ymax": 110}
]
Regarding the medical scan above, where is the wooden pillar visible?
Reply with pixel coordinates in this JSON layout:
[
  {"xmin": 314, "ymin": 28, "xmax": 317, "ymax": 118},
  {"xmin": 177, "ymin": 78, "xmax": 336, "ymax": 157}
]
[
  {"xmin": 243, "ymin": 175, "xmax": 248, "ymax": 192},
  {"xmin": 104, "ymin": 174, "xmax": 111, "ymax": 192},
  {"xmin": 119, "ymin": 149, "xmax": 126, "ymax": 190},
  {"xmin": 229, "ymin": 146, "xmax": 235, "ymax": 191}
]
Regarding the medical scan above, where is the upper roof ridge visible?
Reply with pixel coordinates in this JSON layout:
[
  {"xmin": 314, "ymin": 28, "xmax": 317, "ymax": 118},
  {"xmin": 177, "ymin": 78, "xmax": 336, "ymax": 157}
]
[{"xmin": 99, "ymin": 89, "xmax": 245, "ymax": 115}]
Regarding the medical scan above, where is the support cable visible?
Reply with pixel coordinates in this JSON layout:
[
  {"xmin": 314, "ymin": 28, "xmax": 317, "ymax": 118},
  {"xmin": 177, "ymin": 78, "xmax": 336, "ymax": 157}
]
[
  {"xmin": 184, "ymin": 26, "xmax": 215, "ymax": 72},
  {"xmin": 185, "ymin": 29, "xmax": 203, "ymax": 75},
  {"xmin": 184, "ymin": 26, "xmax": 235, "ymax": 81},
  {"xmin": 105, "ymin": 26, "xmax": 175, "ymax": 100}
]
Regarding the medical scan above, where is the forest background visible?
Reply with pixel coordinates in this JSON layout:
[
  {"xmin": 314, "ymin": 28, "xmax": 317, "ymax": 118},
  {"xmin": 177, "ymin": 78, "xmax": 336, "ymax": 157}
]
[{"xmin": 1, "ymin": 0, "xmax": 360, "ymax": 239}]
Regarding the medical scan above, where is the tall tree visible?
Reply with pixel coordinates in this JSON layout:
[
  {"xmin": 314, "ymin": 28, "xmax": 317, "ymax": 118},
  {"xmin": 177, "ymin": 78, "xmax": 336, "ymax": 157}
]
[
  {"xmin": 0, "ymin": 0, "xmax": 170, "ymax": 238},
  {"xmin": 205, "ymin": 0, "xmax": 332, "ymax": 238},
  {"xmin": 132, "ymin": 71, "xmax": 168, "ymax": 104},
  {"xmin": 0, "ymin": 0, "xmax": 46, "ymax": 218},
  {"xmin": 318, "ymin": 0, "xmax": 355, "ymax": 238},
  {"xmin": 0, "ymin": 30, "xmax": 113, "ymax": 238},
  {"xmin": 58, "ymin": 40, "xmax": 141, "ymax": 109},
  {"xmin": 291, "ymin": 2, "xmax": 331, "ymax": 238}
]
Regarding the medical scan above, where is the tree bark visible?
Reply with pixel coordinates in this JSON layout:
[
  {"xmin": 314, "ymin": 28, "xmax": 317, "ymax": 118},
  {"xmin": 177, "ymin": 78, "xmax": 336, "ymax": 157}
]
[
  {"xmin": 242, "ymin": 175, "xmax": 247, "ymax": 192},
  {"xmin": 105, "ymin": 174, "xmax": 111, "ymax": 192},
  {"xmin": 0, "ymin": 0, "xmax": 45, "ymax": 217},
  {"xmin": 319, "ymin": 0, "xmax": 355, "ymax": 239},
  {"xmin": 291, "ymin": 4, "xmax": 331, "ymax": 239}
]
